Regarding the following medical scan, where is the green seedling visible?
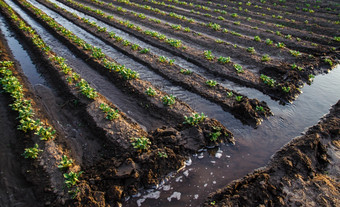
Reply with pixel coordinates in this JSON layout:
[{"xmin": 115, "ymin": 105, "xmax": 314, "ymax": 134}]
[
  {"xmin": 261, "ymin": 54, "xmax": 271, "ymax": 62},
  {"xmin": 265, "ymin": 39, "xmax": 273, "ymax": 45},
  {"xmin": 255, "ymin": 105, "xmax": 264, "ymax": 112},
  {"xmin": 276, "ymin": 42, "xmax": 285, "ymax": 48},
  {"xmin": 218, "ymin": 56, "xmax": 231, "ymax": 64},
  {"xmin": 235, "ymin": 95, "xmax": 243, "ymax": 102},
  {"xmin": 180, "ymin": 69, "xmax": 192, "ymax": 75},
  {"xmin": 282, "ymin": 86, "xmax": 291, "ymax": 93},
  {"xmin": 139, "ymin": 48, "xmax": 150, "ymax": 54},
  {"xmin": 130, "ymin": 136, "xmax": 151, "ymax": 150},
  {"xmin": 206, "ymin": 80, "xmax": 217, "ymax": 87},
  {"xmin": 210, "ymin": 131, "xmax": 221, "ymax": 142},
  {"xmin": 324, "ymin": 58, "xmax": 333, "ymax": 66},
  {"xmin": 64, "ymin": 171, "xmax": 83, "ymax": 188},
  {"xmin": 22, "ymin": 144, "xmax": 42, "ymax": 159},
  {"xmin": 254, "ymin": 36, "xmax": 261, "ymax": 42},
  {"xmin": 204, "ymin": 50, "xmax": 215, "ymax": 60},
  {"xmin": 260, "ymin": 74, "xmax": 276, "ymax": 87},
  {"xmin": 162, "ymin": 95, "xmax": 176, "ymax": 106},
  {"xmin": 183, "ymin": 112, "xmax": 207, "ymax": 126},
  {"xmin": 158, "ymin": 151, "xmax": 168, "ymax": 158},
  {"xmin": 290, "ymin": 50, "xmax": 301, "ymax": 57},
  {"xmin": 145, "ymin": 87, "xmax": 157, "ymax": 96},
  {"xmin": 99, "ymin": 103, "xmax": 119, "ymax": 120},
  {"xmin": 247, "ymin": 47, "xmax": 255, "ymax": 54},
  {"xmin": 233, "ymin": 64, "xmax": 244, "ymax": 73},
  {"xmin": 58, "ymin": 155, "xmax": 73, "ymax": 170}
]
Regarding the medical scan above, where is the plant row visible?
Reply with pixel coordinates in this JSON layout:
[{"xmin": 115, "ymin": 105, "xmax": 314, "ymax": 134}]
[
  {"xmin": 135, "ymin": 0, "xmax": 338, "ymax": 47},
  {"xmin": 40, "ymin": 0, "xmax": 272, "ymax": 126},
  {"xmin": 16, "ymin": 0, "xmax": 234, "ymax": 129},
  {"xmin": 57, "ymin": 0, "xmax": 324, "ymax": 103},
  {"xmin": 0, "ymin": 56, "xmax": 81, "ymax": 198},
  {"xmin": 141, "ymin": 0, "xmax": 339, "ymax": 39},
  {"xmin": 79, "ymin": 0, "xmax": 336, "ymax": 78},
  {"xmin": 2, "ymin": 1, "xmax": 236, "ymax": 205},
  {"xmin": 88, "ymin": 0, "xmax": 319, "ymax": 60}
]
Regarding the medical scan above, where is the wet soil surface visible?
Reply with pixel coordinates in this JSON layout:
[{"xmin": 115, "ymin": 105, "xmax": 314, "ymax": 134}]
[
  {"xmin": 0, "ymin": 0, "xmax": 339, "ymax": 206},
  {"xmin": 205, "ymin": 99, "xmax": 340, "ymax": 207}
]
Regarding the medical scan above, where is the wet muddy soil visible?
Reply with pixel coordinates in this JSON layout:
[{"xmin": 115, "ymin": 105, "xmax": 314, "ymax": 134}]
[
  {"xmin": 0, "ymin": 1, "xmax": 235, "ymax": 206},
  {"xmin": 0, "ymin": 0, "xmax": 339, "ymax": 206},
  {"xmin": 205, "ymin": 99, "xmax": 340, "ymax": 207}
]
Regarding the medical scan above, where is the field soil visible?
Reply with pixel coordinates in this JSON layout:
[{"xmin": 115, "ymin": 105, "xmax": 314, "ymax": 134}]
[
  {"xmin": 1, "ymin": 0, "xmax": 339, "ymax": 206},
  {"xmin": 204, "ymin": 100, "xmax": 340, "ymax": 206},
  {"xmin": 0, "ymin": 2, "xmax": 235, "ymax": 205}
]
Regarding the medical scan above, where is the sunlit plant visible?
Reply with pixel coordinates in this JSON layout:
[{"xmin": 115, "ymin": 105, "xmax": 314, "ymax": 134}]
[
  {"xmin": 162, "ymin": 95, "xmax": 176, "ymax": 106},
  {"xmin": 58, "ymin": 155, "xmax": 73, "ymax": 170},
  {"xmin": 130, "ymin": 136, "xmax": 151, "ymax": 150},
  {"xmin": 183, "ymin": 112, "xmax": 207, "ymax": 126},
  {"xmin": 64, "ymin": 171, "xmax": 83, "ymax": 188},
  {"xmin": 145, "ymin": 87, "xmax": 157, "ymax": 96},
  {"xmin": 22, "ymin": 144, "xmax": 42, "ymax": 159},
  {"xmin": 206, "ymin": 80, "xmax": 217, "ymax": 87}
]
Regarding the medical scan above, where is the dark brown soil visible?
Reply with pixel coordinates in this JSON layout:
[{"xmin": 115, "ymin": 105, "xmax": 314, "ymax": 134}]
[
  {"xmin": 64, "ymin": 0, "xmax": 338, "ymax": 103},
  {"xmin": 0, "ymin": 1, "xmax": 235, "ymax": 206},
  {"xmin": 1, "ymin": 0, "xmax": 339, "ymax": 206},
  {"xmin": 37, "ymin": 0, "xmax": 272, "ymax": 126},
  {"xmin": 204, "ymin": 100, "xmax": 340, "ymax": 207}
]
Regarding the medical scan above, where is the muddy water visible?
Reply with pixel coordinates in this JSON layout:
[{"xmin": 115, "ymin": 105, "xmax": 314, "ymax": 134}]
[
  {"xmin": 0, "ymin": 15, "xmax": 41, "ymax": 207},
  {"xmin": 125, "ymin": 65, "xmax": 340, "ymax": 207},
  {"xmin": 10, "ymin": 0, "xmax": 256, "ymax": 127},
  {"xmin": 5, "ymin": 0, "xmax": 174, "ymax": 130},
  {"xmin": 0, "ymin": 15, "xmax": 46, "ymax": 85},
  {"xmin": 48, "ymin": 0, "xmax": 257, "ymax": 92},
  {"xmin": 2, "ymin": 0, "xmax": 340, "ymax": 206},
  {"xmin": 73, "ymin": 0, "xmax": 264, "ymax": 71}
]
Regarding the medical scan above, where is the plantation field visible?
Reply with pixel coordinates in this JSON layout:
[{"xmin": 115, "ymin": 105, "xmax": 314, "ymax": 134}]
[{"xmin": 0, "ymin": 0, "xmax": 339, "ymax": 206}]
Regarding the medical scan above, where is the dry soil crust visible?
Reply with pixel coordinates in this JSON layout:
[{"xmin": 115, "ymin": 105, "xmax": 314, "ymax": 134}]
[{"xmin": 204, "ymin": 100, "xmax": 340, "ymax": 207}]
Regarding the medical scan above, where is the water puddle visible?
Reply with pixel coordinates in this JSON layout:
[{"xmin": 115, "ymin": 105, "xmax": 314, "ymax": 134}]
[
  {"xmin": 0, "ymin": 14, "xmax": 46, "ymax": 85},
  {"xmin": 125, "ymin": 65, "xmax": 340, "ymax": 206},
  {"xmin": 2, "ymin": 1, "xmax": 340, "ymax": 206},
  {"xmin": 39, "ymin": 0, "xmax": 274, "ymax": 105},
  {"xmin": 10, "ymin": 0, "xmax": 257, "ymax": 128}
]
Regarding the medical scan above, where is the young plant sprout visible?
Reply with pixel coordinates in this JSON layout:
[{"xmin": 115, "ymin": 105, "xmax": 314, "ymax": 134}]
[
  {"xmin": 206, "ymin": 80, "xmax": 217, "ymax": 87},
  {"xmin": 180, "ymin": 69, "xmax": 192, "ymax": 75},
  {"xmin": 162, "ymin": 95, "xmax": 176, "ymax": 106},
  {"xmin": 183, "ymin": 112, "xmax": 207, "ymax": 126},
  {"xmin": 235, "ymin": 95, "xmax": 243, "ymax": 102},
  {"xmin": 58, "ymin": 155, "xmax": 74, "ymax": 170},
  {"xmin": 22, "ymin": 144, "xmax": 43, "ymax": 159},
  {"xmin": 227, "ymin": 91, "xmax": 233, "ymax": 98},
  {"xmin": 64, "ymin": 171, "xmax": 83, "ymax": 188},
  {"xmin": 130, "ymin": 136, "xmax": 151, "ymax": 150},
  {"xmin": 218, "ymin": 56, "xmax": 231, "ymax": 64},
  {"xmin": 145, "ymin": 87, "xmax": 157, "ymax": 96}
]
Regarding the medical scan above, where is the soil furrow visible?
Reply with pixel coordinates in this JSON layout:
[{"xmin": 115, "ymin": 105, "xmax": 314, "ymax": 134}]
[
  {"xmin": 58, "ymin": 0, "xmax": 338, "ymax": 104},
  {"xmin": 1, "ymin": 1, "xmax": 235, "ymax": 206},
  {"xmin": 142, "ymin": 0, "xmax": 339, "ymax": 38},
  {"xmin": 195, "ymin": 0, "xmax": 339, "ymax": 29},
  {"xmin": 9, "ymin": 0, "xmax": 199, "ymax": 125},
  {"xmin": 91, "ymin": 0, "xmax": 310, "ymax": 60},
  {"xmin": 98, "ymin": 0, "xmax": 333, "ymax": 56},
  {"xmin": 37, "ymin": 0, "xmax": 272, "ymax": 127},
  {"xmin": 205, "ymin": 99, "xmax": 340, "ymax": 207},
  {"xmin": 131, "ymin": 0, "xmax": 338, "ymax": 46},
  {"xmin": 224, "ymin": 0, "xmax": 340, "ymax": 21},
  {"xmin": 5, "ymin": 0, "xmax": 168, "ymax": 130},
  {"xmin": 0, "ymin": 36, "xmax": 39, "ymax": 206}
]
